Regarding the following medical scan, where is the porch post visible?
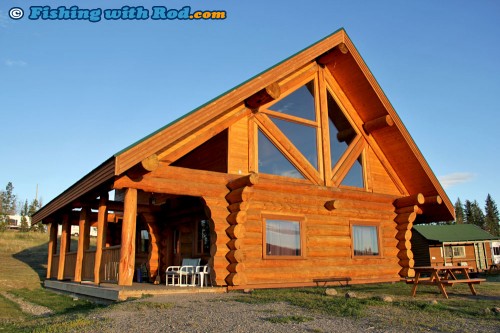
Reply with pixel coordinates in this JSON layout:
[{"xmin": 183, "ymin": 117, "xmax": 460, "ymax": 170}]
[
  {"xmin": 118, "ymin": 188, "xmax": 137, "ymax": 286},
  {"xmin": 57, "ymin": 214, "xmax": 70, "ymax": 280},
  {"xmin": 46, "ymin": 222, "xmax": 58, "ymax": 279},
  {"xmin": 74, "ymin": 206, "xmax": 90, "ymax": 282},
  {"xmin": 94, "ymin": 193, "xmax": 108, "ymax": 285}
]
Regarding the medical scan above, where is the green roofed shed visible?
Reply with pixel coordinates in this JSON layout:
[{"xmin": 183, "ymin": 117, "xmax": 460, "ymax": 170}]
[{"xmin": 413, "ymin": 224, "xmax": 500, "ymax": 243}]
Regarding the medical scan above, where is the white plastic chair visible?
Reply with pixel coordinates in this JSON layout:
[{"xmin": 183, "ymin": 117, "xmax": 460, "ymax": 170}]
[
  {"xmin": 165, "ymin": 266, "xmax": 180, "ymax": 286},
  {"xmin": 195, "ymin": 265, "xmax": 212, "ymax": 288}
]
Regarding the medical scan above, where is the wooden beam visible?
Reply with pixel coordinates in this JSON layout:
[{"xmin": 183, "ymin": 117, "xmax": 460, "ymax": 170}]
[
  {"xmin": 363, "ymin": 115, "xmax": 394, "ymax": 134},
  {"xmin": 118, "ymin": 188, "xmax": 137, "ymax": 286},
  {"xmin": 227, "ymin": 173, "xmax": 259, "ymax": 190},
  {"xmin": 424, "ymin": 195, "xmax": 442, "ymax": 205},
  {"xmin": 227, "ymin": 211, "xmax": 247, "ymax": 225},
  {"xmin": 316, "ymin": 43, "xmax": 349, "ymax": 66},
  {"xmin": 336, "ymin": 128, "xmax": 357, "ymax": 143},
  {"xmin": 46, "ymin": 222, "xmax": 58, "ymax": 279},
  {"xmin": 394, "ymin": 193, "xmax": 425, "ymax": 208},
  {"xmin": 245, "ymin": 82, "xmax": 281, "ymax": 110},
  {"xmin": 74, "ymin": 207, "xmax": 90, "ymax": 283},
  {"xmin": 57, "ymin": 215, "xmax": 70, "ymax": 280},
  {"xmin": 126, "ymin": 154, "xmax": 159, "ymax": 181},
  {"xmin": 94, "ymin": 193, "xmax": 108, "ymax": 285},
  {"xmin": 324, "ymin": 200, "xmax": 339, "ymax": 211}
]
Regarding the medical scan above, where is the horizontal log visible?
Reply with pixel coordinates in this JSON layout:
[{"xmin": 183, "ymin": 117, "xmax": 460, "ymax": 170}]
[
  {"xmin": 396, "ymin": 222, "xmax": 413, "ymax": 231},
  {"xmin": 227, "ymin": 238, "xmax": 243, "ymax": 250},
  {"xmin": 316, "ymin": 43, "xmax": 348, "ymax": 66},
  {"xmin": 393, "ymin": 193, "xmax": 425, "ymax": 208},
  {"xmin": 225, "ymin": 272, "xmax": 248, "ymax": 286},
  {"xmin": 226, "ymin": 224, "xmax": 246, "ymax": 239},
  {"xmin": 227, "ymin": 173, "xmax": 259, "ymax": 190},
  {"xmin": 398, "ymin": 258, "xmax": 415, "ymax": 268},
  {"xmin": 424, "ymin": 195, "xmax": 442, "ymax": 205},
  {"xmin": 324, "ymin": 200, "xmax": 339, "ymax": 211},
  {"xmin": 227, "ymin": 211, "xmax": 247, "ymax": 225},
  {"xmin": 225, "ymin": 187, "xmax": 254, "ymax": 204},
  {"xmin": 397, "ymin": 250, "xmax": 414, "ymax": 261},
  {"xmin": 245, "ymin": 82, "xmax": 281, "ymax": 110},
  {"xmin": 394, "ymin": 212, "xmax": 417, "ymax": 224},
  {"xmin": 336, "ymin": 128, "xmax": 356, "ymax": 143},
  {"xmin": 399, "ymin": 267, "xmax": 415, "ymax": 278},
  {"xmin": 227, "ymin": 201, "xmax": 250, "ymax": 213},
  {"xmin": 226, "ymin": 250, "xmax": 245, "ymax": 263},
  {"xmin": 227, "ymin": 263, "xmax": 246, "ymax": 273},
  {"xmin": 395, "ymin": 205, "xmax": 420, "ymax": 215},
  {"xmin": 396, "ymin": 240, "xmax": 412, "ymax": 251},
  {"xmin": 363, "ymin": 115, "xmax": 394, "ymax": 134},
  {"xmin": 396, "ymin": 230, "xmax": 412, "ymax": 242}
]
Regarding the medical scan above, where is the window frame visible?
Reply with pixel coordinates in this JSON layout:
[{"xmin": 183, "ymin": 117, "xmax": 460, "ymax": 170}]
[
  {"xmin": 442, "ymin": 245, "xmax": 466, "ymax": 259},
  {"xmin": 195, "ymin": 218, "xmax": 211, "ymax": 256},
  {"xmin": 350, "ymin": 221, "xmax": 382, "ymax": 258},
  {"xmin": 262, "ymin": 213, "xmax": 306, "ymax": 260}
]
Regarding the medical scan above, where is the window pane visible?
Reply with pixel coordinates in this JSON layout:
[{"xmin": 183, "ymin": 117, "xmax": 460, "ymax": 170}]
[
  {"xmin": 197, "ymin": 219, "xmax": 211, "ymax": 255},
  {"xmin": 328, "ymin": 91, "xmax": 356, "ymax": 168},
  {"xmin": 268, "ymin": 81, "xmax": 315, "ymax": 121},
  {"xmin": 270, "ymin": 116, "xmax": 318, "ymax": 170},
  {"xmin": 258, "ymin": 129, "xmax": 304, "ymax": 179},
  {"xmin": 353, "ymin": 225, "xmax": 379, "ymax": 256},
  {"xmin": 341, "ymin": 154, "xmax": 364, "ymax": 188},
  {"xmin": 266, "ymin": 220, "xmax": 301, "ymax": 256}
]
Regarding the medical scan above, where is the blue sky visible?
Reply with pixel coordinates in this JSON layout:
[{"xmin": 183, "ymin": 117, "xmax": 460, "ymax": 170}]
[{"xmin": 1, "ymin": 0, "xmax": 499, "ymax": 212}]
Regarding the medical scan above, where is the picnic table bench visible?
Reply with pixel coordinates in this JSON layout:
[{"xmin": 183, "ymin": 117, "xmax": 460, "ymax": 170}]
[
  {"xmin": 407, "ymin": 265, "xmax": 485, "ymax": 299},
  {"xmin": 313, "ymin": 277, "xmax": 351, "ymax": 287}
]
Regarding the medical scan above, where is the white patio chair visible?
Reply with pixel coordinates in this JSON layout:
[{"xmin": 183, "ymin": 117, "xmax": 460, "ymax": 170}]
[
  {"xmin": 165, "ymin": 266, "xmax": 180, "ymax": 286},
  {"xmin": 195, "ymin": 265, "xmax": 212, "ymax": 288}
]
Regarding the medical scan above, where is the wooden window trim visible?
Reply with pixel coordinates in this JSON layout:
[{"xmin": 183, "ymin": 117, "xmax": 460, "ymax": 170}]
[
  {"xmin": 350, "ymin": 220, "xmax": 383, "ymax": 259},
  {"xmin": 262, "ymin": 213, "xmax": 306, "ymax": 260},
  {"xmin": 336, "ymin": 144, "xmax": 368, "ymax": 191}
]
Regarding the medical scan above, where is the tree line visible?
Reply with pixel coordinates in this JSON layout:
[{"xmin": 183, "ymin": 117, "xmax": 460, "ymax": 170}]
[
  {"xmin": 0, "ymin": 182, "xmax": 44, "ymax": 232},
  {"xmin": 454, "ymin": 194, "xmax": 500, "ymax": 236}
]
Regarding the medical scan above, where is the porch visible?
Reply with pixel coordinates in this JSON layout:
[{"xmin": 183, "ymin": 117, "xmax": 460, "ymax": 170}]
[{"xmin": 44, "ymin": 280, "xmax": 226, "ymax": 301}]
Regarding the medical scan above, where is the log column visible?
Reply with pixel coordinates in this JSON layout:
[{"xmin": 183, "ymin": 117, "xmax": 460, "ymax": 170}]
[
  {"xmin": 74, "ymin": 206, "xmax": 90, "ymax": 283},
  {"xmin": 57, "ymin": 214, "xmax": 71, "ymax": 280},
  {"xmin": 46, "ymin": 222, "xmax": 58, "ymax": 279},
  {"xmin": 94, "ymin": 193, "xmax": 109, "ymax": 285},
  {"xmin": 118, "ymin": 188, "xmax": 137, "ymax": 286},
  {"xmin": 224, "ymin": 173, "xmax": 258, "ymax": 286},
  {"xmin": 393, "ymin": 194, "xmax": 425, "ymax": 278}
]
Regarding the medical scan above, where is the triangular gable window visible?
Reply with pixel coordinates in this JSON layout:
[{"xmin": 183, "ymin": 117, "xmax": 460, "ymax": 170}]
[
  {"xmin": 258, "ymin": 129, "xmax": 305, "ymax": 179},
  {"xmin": 269, "ymin": 116, "xmax": 318, "ymax": 170},
  {"xmin": 268, "ymin": 81, "xmax": 315, "ymax": 121},
  {"xmin": 328, "ymin": 91, "xmax": 357, "ymax": 169},
  {"xmin": 341, "ymin": 154, "xmax": 364, "ymax": 188}
]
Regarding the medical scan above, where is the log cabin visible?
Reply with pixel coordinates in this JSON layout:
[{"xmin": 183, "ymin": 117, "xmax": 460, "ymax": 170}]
[
  {"xmin": 411, "ymin": 224, "xmax": 500, "ymax": 272},
  {"xmin": 32, "ymin": 28, "xmax": 455, "ymax": 290}
]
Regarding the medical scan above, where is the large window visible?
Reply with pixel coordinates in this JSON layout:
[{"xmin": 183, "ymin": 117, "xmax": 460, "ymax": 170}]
[
  {"xmin": 352, "ymin": 224, "xmax": 380, "ymax": 257},
  {"xmin": 443, "ymin": 246, "xmax": 465, "ymax": 258},
  {"xmin": 264, "ymin": 216, "xmax": 303, "ymax": 258}
]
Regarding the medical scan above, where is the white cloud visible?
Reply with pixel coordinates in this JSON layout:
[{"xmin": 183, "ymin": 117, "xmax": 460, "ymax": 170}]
[
  {"xmin": 5, "ymin": 59, "xmax": 27, "ymax": 67},
  {"xmin": 438, "ymin": 172, "xmax": 475, "ymax": 189}
]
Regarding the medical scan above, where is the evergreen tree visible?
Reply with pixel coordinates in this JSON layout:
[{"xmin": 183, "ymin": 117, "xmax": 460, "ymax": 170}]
[
  {"xmin": 29, "ymin": 198, "xmax": 45, "ymax": 232},
  {"xmin": 464, "ymin": 200, "xmax": 485, "ymax": 228},
  {"xmin": 0, "ymin": 182, "xmax": 17, "ymax": 231},
  {"xmin": 20, "ymin": 200, "xmax": 30, "ymax": 232},
  {"xmin": 484, "ymin": 194, "xmax": 500, "ymax": 236},
  {"xmin": 454, "ymin": 198, "xmax": 464, "ymax": 224}
]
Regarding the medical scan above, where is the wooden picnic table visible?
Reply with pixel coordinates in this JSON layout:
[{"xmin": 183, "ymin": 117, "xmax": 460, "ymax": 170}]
[{"xmin": 407, "ymin": 265, "xmax": 485, "ymax": 299}]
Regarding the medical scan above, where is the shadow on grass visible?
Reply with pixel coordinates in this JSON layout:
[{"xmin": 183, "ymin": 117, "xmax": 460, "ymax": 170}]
[{"xmin": 12, "ymin": 241, "xmax": 50, "ymax": 287}]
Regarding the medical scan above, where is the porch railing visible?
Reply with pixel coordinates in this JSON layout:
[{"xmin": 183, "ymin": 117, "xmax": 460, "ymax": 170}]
[
  {"xmin": 101, "ymin": 245, "xmax": 121, "ymax": 283},
  {"xmin": 81, "ymin": 250, "xmax": 96, "ymax": 281},
  {"xmin": 63, "ymin": 252, "xmax": 77, "ymax": 280},
  {"xmin": 51, "ymin": 254, "xmax": 59, "ymax": 278}
]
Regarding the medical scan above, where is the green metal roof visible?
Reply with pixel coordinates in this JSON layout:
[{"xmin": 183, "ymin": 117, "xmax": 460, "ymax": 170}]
[{"xmin": 413, "ymin": 224, "xmax": 500, "ymax": 243}]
